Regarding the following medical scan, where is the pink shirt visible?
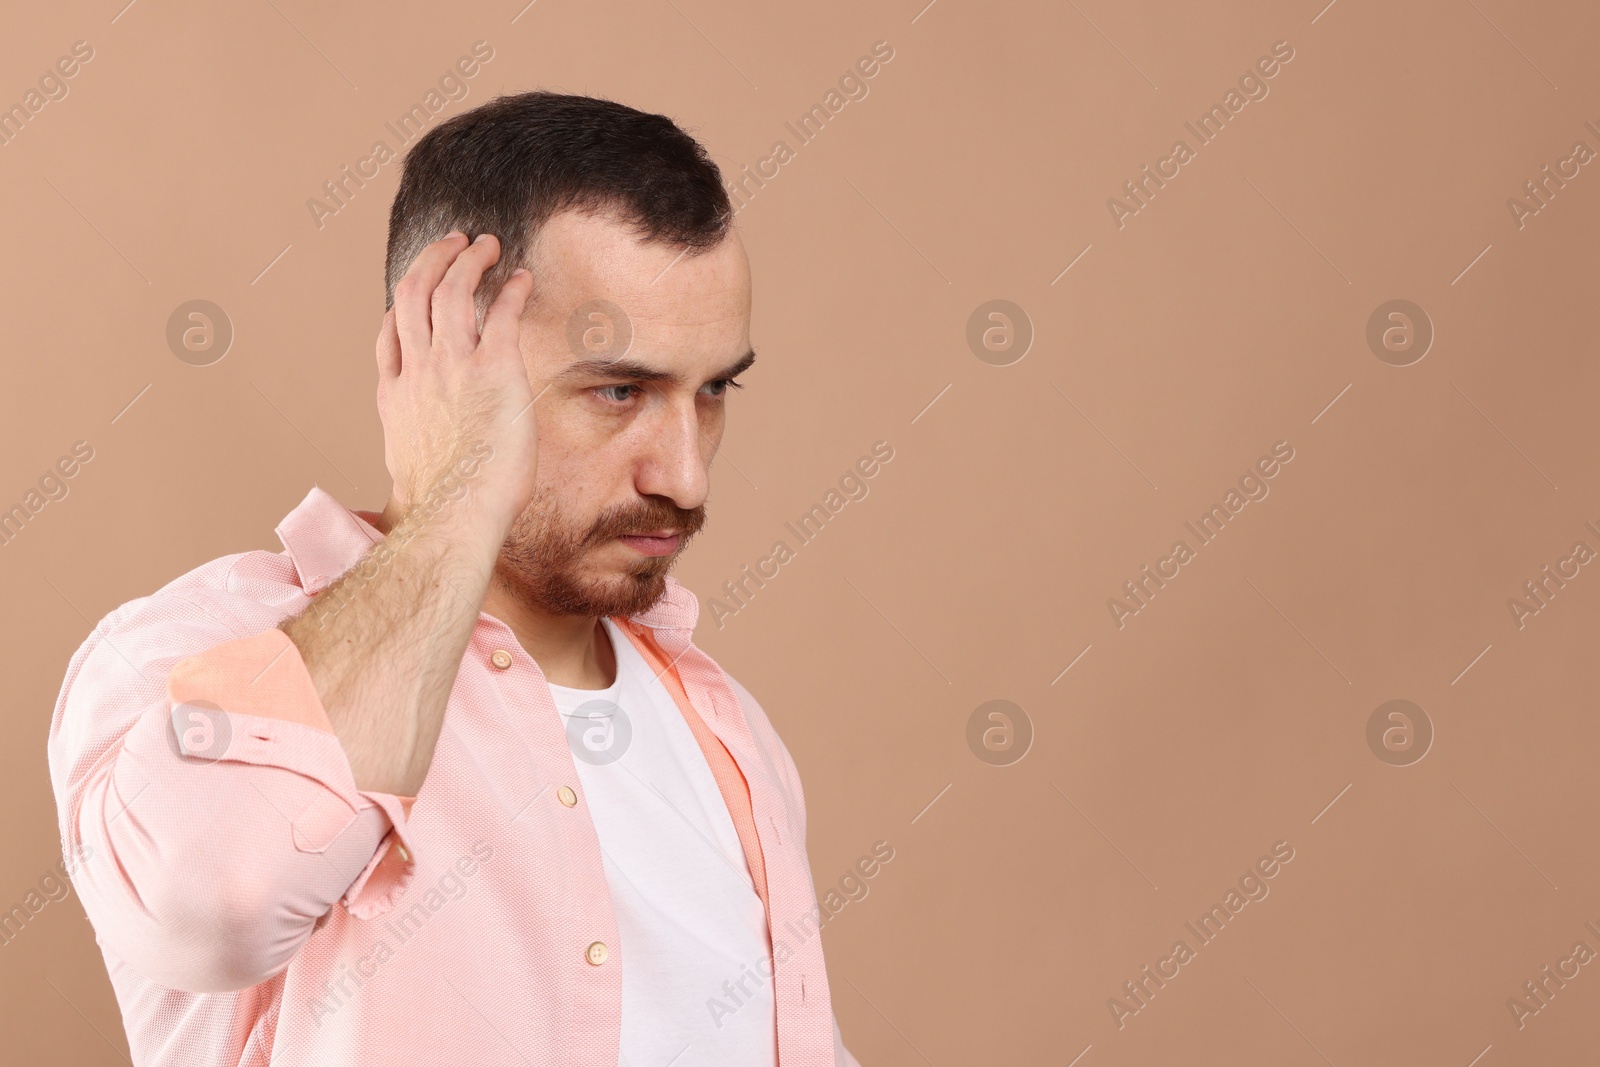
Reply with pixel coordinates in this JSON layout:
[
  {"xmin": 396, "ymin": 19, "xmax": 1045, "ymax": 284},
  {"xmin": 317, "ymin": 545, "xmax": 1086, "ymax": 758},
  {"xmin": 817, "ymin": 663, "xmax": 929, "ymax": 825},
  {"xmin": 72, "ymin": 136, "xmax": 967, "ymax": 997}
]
[{"xmin": 47, "ymin": 486, "xmax": 863, "ymax": 1066}]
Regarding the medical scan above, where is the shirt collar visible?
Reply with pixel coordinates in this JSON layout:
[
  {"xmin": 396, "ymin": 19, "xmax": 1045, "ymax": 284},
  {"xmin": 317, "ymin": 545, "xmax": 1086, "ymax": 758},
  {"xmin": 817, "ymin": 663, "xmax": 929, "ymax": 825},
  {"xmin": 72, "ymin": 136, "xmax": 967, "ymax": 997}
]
[{"xmin": 274, "ymin": 485, "xmax": 700, "ymax": 634}]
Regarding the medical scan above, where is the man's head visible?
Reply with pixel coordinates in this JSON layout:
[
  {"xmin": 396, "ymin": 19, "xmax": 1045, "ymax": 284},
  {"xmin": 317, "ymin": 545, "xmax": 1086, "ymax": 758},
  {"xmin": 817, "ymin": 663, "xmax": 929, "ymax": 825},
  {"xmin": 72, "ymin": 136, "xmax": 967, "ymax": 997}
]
[{"xmin": 385, "ymin": 91, "xmax": 750, "ymax": 619}]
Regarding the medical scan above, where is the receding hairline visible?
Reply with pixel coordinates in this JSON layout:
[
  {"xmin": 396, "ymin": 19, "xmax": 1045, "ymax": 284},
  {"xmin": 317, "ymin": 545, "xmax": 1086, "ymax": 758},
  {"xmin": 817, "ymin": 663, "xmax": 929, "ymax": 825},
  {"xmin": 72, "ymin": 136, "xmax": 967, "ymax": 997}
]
[
  {"xmin": 520, "ymin": 200, "xmax": 740, "ymax": 274},
  {"xmin": 379, "ymin": 210, "xmax": 744, "ymax": 327}
]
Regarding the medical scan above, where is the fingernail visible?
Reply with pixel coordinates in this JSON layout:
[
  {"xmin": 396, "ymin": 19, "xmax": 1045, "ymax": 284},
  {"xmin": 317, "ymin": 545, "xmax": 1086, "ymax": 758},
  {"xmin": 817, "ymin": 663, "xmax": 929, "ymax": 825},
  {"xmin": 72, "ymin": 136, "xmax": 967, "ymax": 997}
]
[
  {"xmin": 473, "ymin": 233, "xmax": 489, "ymax": 244},
  {"xmin": 445, "ymin": 229, "xmax": 464, "ymax": 239}
]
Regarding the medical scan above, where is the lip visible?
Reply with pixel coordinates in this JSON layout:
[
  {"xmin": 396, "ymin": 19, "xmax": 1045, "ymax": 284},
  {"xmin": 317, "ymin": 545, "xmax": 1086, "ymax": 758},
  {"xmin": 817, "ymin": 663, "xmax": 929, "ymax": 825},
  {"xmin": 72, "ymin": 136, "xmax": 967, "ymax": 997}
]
[{"xmin": 616, "ymin": 532, "xmax": 681, "ymax": 557}]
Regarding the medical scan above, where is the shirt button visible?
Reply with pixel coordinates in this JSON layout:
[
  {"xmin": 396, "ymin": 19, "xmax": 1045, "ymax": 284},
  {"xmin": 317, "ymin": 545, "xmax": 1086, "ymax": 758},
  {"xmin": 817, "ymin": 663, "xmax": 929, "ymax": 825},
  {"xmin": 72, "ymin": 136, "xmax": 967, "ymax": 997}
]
[
  {"xmin": 585, "ymin": 941, "xmax": 609, "ymax": 965},
  {"xmin": 490, "ymin": 649, "xmax": 513, "ymax": 670},
  {"xmin": 557, "ymin": 785, "xmax": 578, "ymax": 807}
]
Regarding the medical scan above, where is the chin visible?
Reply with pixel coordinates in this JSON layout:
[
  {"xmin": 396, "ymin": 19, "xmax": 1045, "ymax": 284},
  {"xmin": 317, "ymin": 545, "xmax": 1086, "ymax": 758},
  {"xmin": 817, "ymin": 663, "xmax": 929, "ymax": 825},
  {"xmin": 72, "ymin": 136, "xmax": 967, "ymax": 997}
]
[
  {"xmin": 598, "ymin": 572, "xmax": 671, "ymax": 618},
  {"xmin": 529, "ymin": 558, "xmax": 673, "ymax": 618}
]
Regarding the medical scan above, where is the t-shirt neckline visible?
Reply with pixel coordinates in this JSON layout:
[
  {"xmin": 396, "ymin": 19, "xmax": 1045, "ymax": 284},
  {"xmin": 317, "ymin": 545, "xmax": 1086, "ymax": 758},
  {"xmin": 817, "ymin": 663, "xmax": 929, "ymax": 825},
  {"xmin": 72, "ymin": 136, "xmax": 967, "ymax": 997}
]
[{"xmin": 543, "ymin": 617, "xmax": 626, "ymax": 706}]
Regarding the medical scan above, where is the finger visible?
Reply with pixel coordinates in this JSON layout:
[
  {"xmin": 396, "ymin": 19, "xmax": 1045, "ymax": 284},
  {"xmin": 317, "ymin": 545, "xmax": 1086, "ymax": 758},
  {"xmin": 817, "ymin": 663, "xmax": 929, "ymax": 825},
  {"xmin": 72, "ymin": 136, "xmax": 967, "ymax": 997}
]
[
  {"xmin": 394, "ymin": 230, "xmax": 470, "ymax": 361},
  {"xmin": 376, "ymin": 307, "xmax": 401, "ymax": 380},
  {"xmin": 433, "ymin": 232, "xmax": 506, "ymax": 345},
  {"xmin": 479, "ymin": 267, "xmax": 535, "ymax": 356}
]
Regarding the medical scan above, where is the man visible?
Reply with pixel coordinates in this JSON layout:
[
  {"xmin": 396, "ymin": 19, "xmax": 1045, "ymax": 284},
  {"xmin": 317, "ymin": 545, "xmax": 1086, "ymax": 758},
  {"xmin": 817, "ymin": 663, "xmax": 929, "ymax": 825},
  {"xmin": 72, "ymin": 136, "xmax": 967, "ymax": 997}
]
[{"xmin": 47, "ymin": 91, "xmax": 863, "ymax": 1066}]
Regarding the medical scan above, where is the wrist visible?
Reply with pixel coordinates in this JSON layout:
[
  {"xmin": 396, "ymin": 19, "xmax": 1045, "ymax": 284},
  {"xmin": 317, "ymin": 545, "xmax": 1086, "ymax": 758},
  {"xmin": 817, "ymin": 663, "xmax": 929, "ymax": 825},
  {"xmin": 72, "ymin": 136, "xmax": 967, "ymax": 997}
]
[{"xmin": 396, "ymin": 490, "xmax": 513, "ymax": 562}]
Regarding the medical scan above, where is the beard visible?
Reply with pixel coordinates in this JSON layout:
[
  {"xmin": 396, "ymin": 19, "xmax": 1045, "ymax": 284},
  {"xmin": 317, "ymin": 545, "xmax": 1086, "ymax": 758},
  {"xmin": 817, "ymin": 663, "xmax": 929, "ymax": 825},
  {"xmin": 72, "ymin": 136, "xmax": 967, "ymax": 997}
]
[{"xmin": 493, "ymin": 484, "xmax": 706, "ymax": 618}]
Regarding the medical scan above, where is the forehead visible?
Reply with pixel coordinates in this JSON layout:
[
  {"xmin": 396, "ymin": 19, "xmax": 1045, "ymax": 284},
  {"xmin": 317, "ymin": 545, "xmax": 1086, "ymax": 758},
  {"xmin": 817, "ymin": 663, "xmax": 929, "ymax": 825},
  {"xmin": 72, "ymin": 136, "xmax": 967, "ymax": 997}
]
[{"xmin": 525, "ymin": 207, "xmax": 751, "ymax": 346}]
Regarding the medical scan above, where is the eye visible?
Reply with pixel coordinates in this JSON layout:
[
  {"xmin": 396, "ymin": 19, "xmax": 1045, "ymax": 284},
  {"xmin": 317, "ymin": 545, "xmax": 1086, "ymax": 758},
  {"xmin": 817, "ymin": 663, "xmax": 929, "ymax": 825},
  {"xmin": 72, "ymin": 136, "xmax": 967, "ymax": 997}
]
[
  {"xmin": 701, "ymin": 377, "xmax": 745, "ymax": 399},
  {"xmin": 594, "ymin": 384, "xmax": 639, "ymax": 404}
]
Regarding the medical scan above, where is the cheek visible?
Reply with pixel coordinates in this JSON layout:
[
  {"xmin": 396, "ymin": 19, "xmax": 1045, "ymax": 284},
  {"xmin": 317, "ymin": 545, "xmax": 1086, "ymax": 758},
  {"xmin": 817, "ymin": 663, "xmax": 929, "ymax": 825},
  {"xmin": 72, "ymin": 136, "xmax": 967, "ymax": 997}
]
[
  {"xmin": 534, "ymin": 415, "xmax": 606, "ymax": 487},
  {"xmin": 533, "ymin": 439, "xmax": 628, "ymax": 529},
  {"xmin": 699, "ymin": 406, "xmax": 727, "ymax": 460}
]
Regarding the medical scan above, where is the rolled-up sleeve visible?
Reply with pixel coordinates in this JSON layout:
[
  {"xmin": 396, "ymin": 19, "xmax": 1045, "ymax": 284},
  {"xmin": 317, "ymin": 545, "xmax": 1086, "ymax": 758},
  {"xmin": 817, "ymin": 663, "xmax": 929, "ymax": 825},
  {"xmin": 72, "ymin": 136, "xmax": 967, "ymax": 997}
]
[{"xmin": 48, "ymin": 592, "xmax": 417, "ymax": 994}]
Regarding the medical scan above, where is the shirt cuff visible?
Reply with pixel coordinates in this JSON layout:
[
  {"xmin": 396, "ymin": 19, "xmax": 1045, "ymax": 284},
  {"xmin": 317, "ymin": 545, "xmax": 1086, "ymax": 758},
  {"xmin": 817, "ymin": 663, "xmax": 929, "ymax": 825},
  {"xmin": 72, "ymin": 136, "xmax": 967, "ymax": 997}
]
[
  {"xmin": 168, "ymin": 625, "xmax": 336, "ymax": 734},
  {"xmin": 167, "ymin": 626, "xmax": 420, "ymax": 918}
]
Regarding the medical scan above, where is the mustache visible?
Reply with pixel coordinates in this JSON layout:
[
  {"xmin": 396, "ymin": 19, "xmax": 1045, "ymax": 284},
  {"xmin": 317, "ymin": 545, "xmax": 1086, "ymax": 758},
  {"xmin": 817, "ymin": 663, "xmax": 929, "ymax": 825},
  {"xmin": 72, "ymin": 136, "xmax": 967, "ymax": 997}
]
[{"xmin": 587, "ymin": 501, "xmax": 706, "ymax": 543}]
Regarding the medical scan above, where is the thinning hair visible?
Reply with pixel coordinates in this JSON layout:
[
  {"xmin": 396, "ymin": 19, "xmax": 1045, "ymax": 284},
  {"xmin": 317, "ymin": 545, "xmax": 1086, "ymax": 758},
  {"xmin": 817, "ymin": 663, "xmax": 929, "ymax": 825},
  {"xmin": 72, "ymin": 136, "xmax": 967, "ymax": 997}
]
[{"xmin": 383, "ymin": 91, "xmax": 733, "ymax": 314}]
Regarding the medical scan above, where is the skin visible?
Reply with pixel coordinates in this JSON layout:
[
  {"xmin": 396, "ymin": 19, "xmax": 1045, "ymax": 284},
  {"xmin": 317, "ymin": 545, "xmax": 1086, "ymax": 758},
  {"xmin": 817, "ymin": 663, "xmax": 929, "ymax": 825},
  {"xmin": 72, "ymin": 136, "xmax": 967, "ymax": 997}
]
[{"xmin": 278, "ymin": 207, "xmax": 753, "ymax": 795}]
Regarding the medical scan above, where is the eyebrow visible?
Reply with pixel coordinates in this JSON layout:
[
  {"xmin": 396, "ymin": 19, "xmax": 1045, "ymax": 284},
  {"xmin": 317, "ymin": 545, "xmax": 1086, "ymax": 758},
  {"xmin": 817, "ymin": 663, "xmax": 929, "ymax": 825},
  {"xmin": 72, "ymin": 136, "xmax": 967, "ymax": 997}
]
[{"xmin": 556, "ymin": 348, "xmax": 757, "ymax": 388}]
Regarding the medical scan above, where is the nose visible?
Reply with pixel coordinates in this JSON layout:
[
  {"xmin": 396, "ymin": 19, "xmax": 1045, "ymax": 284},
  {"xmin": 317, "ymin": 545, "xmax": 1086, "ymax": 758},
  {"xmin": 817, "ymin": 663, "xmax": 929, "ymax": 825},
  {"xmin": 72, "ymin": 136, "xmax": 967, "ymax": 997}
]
[{"xmin": 634, "ymin": 393, "xmax": 711, "ymax": 510}]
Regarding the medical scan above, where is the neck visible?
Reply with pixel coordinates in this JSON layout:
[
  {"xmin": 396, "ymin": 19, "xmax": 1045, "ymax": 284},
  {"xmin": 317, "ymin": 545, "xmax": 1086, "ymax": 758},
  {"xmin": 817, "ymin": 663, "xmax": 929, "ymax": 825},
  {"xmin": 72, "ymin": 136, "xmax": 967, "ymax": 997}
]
[{"xmin": 481, "ymin": 573, "xmax": 616, "ymax": 689}]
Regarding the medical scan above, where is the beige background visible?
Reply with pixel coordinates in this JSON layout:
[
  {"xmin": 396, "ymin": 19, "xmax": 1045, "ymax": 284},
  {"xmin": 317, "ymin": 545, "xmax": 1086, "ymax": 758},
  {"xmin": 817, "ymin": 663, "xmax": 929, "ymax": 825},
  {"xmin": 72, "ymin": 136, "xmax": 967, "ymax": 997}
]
[{"xmin": 4, "ymin": 0, "xmax": 1599, "ymax": 1063}]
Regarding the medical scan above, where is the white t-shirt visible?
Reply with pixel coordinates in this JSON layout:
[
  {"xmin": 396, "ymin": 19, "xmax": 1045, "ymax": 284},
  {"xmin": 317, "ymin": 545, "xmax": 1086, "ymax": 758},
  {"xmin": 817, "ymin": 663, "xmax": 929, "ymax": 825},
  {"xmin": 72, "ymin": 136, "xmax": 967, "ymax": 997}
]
[{"xmin": 543, "ymin": 616, "xmax": 777, "ymax": 1067}]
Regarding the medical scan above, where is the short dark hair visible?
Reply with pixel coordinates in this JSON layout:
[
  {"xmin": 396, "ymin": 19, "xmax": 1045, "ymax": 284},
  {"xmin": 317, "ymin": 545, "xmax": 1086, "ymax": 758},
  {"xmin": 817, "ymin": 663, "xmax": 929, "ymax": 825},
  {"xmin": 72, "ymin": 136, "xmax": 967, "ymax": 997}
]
[{"xmin": 383, "ymin": 91, "xmax": 732, "ymax": 312}]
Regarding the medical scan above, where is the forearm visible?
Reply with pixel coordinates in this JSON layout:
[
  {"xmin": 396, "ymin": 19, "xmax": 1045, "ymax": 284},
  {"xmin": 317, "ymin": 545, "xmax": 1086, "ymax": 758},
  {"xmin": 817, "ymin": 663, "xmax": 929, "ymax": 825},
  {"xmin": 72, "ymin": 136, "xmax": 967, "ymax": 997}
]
[
  {"xmin": 281, "ymin": 499, "xmax": 506, "ymax": 796},
  {"xmin": 283, "ymin": 230, "xmax": 536, "ymax": 797}
]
